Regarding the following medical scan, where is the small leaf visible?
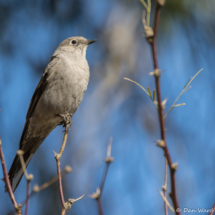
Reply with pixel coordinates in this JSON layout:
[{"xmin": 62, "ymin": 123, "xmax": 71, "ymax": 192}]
[
  {"xmin": 124, "ymin": 77, "xmax": 149, "ymax": 96},
  {"xmin": 173, "ymin": 103, "xmax": 185, "ymax": 108},
  {"xmin": 153, "ymin": 89, "xmax": 156, "ymax": 101},
  {"xmin": 147, "ymin": 86, "xmax": 152, "ymax": 98}
]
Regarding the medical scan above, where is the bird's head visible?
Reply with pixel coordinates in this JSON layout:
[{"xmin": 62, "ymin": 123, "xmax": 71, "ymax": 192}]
[{"xmin": 58, "ymin": 36, "xmax": 96, "ymax": 58}]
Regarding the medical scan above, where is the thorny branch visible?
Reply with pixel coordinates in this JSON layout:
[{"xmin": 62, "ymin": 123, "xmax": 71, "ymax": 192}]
[
  {"xmin": 90, "ymin": 138, "xmax": 114, "ymax": 215},
  {"xmin": 0, "ymin": 138, "xmax": 22, "ymax": 215}
]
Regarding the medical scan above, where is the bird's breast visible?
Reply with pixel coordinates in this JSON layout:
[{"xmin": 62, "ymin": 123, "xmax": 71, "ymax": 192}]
[{"xmin": 35, "ymin": 57, "xmax": 90, "ymax": 124}]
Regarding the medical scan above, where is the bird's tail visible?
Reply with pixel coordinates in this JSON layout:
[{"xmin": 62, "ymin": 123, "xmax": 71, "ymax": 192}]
[{"xmin": 6, "ymin": 151, "xmax": 32, "ymax": 192}]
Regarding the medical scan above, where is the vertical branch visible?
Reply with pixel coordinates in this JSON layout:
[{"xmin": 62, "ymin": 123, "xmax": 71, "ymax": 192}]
[
  {"xmin": 90, "ymin": 138, "xmax": 114, "ymax": 215},
  {"xmin": 163, "ymin": 159, "xmax": 168, "ymax": 215},
  {"xmin": 97, "ymin": 198, "xmax": 104, "ymax": 215},
  {"xmin": 209, "ymin": 203, "xmax": 215, "ymax": 215},
  {"xmin": 53, "ymin": 118, "xmax": 70, "ymax": 215},
  {"xmin": 0, "ymin": 138, "xmax": 22, "ymax": 215},
  {"xmin": 56, "ymin": 156, "xmax": 66, "ymax": 215},
  {"xmin": 7, "ymin": 166, "xmax": 72, "ymax": 215},
  {"xmin": 147, "ymin": 0, "xmax": 180, "ymax": 214},
  {"xmin": 17, "ymin": 150, "xmax": 33, "ymax": 215},
  {"xmin": 24, "ymin": 181, "xmax": 30, "ymax": 215},
  {"xmin": 53, "ymin": 114, "xmax": 83, "ymax": 215}
]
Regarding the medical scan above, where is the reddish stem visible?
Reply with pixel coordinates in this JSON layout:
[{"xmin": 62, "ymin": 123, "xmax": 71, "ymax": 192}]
[
  {"xmin": 97, "ymin": 198, "xmax": 104, "ymax": 215},
  {"xmin": 164, "ymin": 159, "xmax": 168, "ymax": 215},
  {"xmin": 0, "ymin": 138, "xmax": 21, "ymax": 215},
  {"xmin": 56, "ymin": 158, "xmax": 66, "ymax": 215},
  {"xmin": 209, "ymin": 203, "xmax": 215, "ymax": 215},
  {"xmin": 150, "ymin": 2, "xmax": 180, "ymax": 214},
  {"xmin": 100, "ymin": 163, "xmax": 110, "ymax": 196},
  {"xmin": 24, "ymin": 181, "xmax": 30, "ymax": 215}
]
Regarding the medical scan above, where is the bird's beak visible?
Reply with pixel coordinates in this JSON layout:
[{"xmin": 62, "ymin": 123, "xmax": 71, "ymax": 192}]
[{"xmin": 87, "ymin": 39, "xmax": 97, "ymax": 45}]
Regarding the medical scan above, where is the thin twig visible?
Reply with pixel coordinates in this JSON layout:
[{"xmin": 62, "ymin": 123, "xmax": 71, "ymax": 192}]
[
  {"xmin": 33, "ymin": 166, "xmax": 72, "ymax": 193},
  {"xmin": 97, "ymin": 198, "xmax": 104, "ymax": 215},
  {"xmin": 24, "ymin": 181, "xmax": 30, "ymax": 215},
  {"xmin": 146, "ymin": 0, "xmax": 151, "ymax": 26},
  {"xmin": 164, "ymin": 68, "xmax": 203, "ymax": 118},
  {"xmin": 124, "ymin": 78, "xmax": 149, "ymax": 96},
  {"xmin": 17, "ymin": 150, "xmax": 33, "ymax": 215},
  {"xmin": 7, "ymin": 166, "xmax": 72, "ymax": 215},
  {"xmin": 100, "ymin": 138, "xmax": 113, "ymax": 195},
  {"xmin": 0, "ymin": 138, "xmax": 22, "ymax": 215},
  {"xmin": 124, "ymin": 78, "xmax": 158, "ymax": 108},
  {"xmin": 53, "ymin": 114, "xmax": 79, "ymax": 215},
  {"xmin": 140, "ymin": 0, "xmax": 151, "ymax": 27},
  {"xmin": 90, "ymin": 138, "xmax": 114, "ymax": 215},
  {"xmin": 148, "ymin": 1, "xmax": 181, "ymax": 214},
  {"xmin": 164, "ymin": 158, "xmax": 168, "ymax": 215},
  {"xmin": 56, "ymin": 156, "xmax": 66, "ymax": 215},
  {"xmin": 209, "ymin": 203, "xmax": 215, "ymax": 215},
  {"xmin": 59, "ymin": 131, "xmax": 69, "ymax": 157},
  {"xmin": 159, "ymin": 191, "xmax": 175, "ymax": 213}
]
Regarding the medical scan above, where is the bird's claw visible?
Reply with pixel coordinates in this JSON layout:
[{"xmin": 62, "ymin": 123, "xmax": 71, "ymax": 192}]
[{"xmin": 56, "ymin": 113, "xmax": 72, "ymax": 133}]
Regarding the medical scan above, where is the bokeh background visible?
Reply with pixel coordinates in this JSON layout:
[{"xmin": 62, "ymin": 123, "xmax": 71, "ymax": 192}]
[{"xmin": 0, "ymin": 0, "xmax": 215, "ymax": 214}]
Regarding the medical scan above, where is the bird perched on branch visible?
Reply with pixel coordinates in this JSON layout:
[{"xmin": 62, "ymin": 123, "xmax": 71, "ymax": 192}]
[{"xmin": 7, "ymin": 36, "xmax": 96, "ymax": 192}]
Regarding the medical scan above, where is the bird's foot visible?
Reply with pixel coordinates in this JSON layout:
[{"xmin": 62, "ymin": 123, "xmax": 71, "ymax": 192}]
[{"xmin": 56, "ymin": 113, "xmax": 72, "ymax": 133}]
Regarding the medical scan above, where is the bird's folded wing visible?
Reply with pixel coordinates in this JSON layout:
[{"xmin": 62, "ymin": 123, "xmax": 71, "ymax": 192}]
[{"xmin": 19, "ymin": 55, "xmax": 59, "ymax": 149}]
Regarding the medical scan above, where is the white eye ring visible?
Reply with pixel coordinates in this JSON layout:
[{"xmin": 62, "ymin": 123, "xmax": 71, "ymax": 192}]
[{"xmin": 71, "ymin": 40, "xmax": 77, "ymax": 45}]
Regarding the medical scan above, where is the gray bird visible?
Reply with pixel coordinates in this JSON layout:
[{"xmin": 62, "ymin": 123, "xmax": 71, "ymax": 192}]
[{"xmin": 8, "ymin": 36, "xmax": 96, "ymax": 192}]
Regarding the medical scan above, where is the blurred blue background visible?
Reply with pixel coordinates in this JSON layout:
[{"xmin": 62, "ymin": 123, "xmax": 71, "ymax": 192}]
[{"xmin": 0, "ymin": 0, "xmax": 215, "ymax": 214}]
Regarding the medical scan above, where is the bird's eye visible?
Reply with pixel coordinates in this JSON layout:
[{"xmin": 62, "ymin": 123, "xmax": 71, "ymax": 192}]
[{"xmin": 71, "ymin": 40, "xmax": 77, "ymax": 45}]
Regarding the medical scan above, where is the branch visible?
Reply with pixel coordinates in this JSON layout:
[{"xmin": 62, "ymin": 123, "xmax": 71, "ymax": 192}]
[
  {"xmin": 7, "ymin": 166, "xmax": 72, "ymax": 215},
  {"xmin": 90, "ymin": 138, "xmax": 114, "ymax": 215},
  {"xmin": 164, "ymin": 68, "xmax": 203, "ymax": 118},
  {"xmin": 33, "ymin": 165, "xmax": 72, "ymax": 193},
  {"xmin": 53, "ymin": 114, "xmax": 84, "ymax": 215},
  {"xmin": 17, "ymin": 150, "xmax": 33, "ymax": 215},
  {"xmin": 147, "ymin": 1, "xmax": 180, "ymax": 214},
  {"xmin": 159, "ymin": 191, "xmax": 174, "ymax": 213},
  {"xmin": 53, "ymin": 114, "xmax": 71, "ymax": 215},
  {"xmin": 25, "ymin": 181, "xmax": 30, "ymax": 215},
  {"xmin": 163, "ymin": 159, "xmax": 168, "ymax": 215},
  {"xmin": 140, "ymin": 0, "xmax": 151, "ymax": 27},
  {"xmin": 209, "ymin": 203, "xmax": 215, "ymax": 215},
  {"xmin": 123, "ymin": 78, "xmax": 158, "ymax": 108},
  {"xmin": 0, "ymin": 138, "xmax": 22, "ymax": 215}
]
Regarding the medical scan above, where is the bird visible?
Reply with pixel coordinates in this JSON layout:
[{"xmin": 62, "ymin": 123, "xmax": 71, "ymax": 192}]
[{"xmin": 7, "ymin": 36, "xmax": 96, "ymax": 192}]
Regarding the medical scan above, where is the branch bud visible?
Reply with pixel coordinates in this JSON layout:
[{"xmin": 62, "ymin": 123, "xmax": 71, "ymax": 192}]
[
  {"xmin": 157, "ymin": 0, "xmax": 165, "ymax": 6},
  {"xmin": 17, "ymin": 150, "xmax": 24, "ymax": 155},
  {"xmin": 89, "ymin": 188, "xmax": 100, "ymax": 199},
  {"xmin": 27, "ymin": 174, "xmax": 34, "ymax": 181},
  {"xmin": 33, "ymin": 184, "xmax": 40, "ymax": 192},
  {"xmin": 145, "ymin": 26, "xmax": 154, "ymax": 42},
  {"xmin": 162, "ymin": 185, "xmax": 166, "ymax": 191},
  {"xmin": 65, "ymin": 165, "xmax": 72, "ymax": 173},
  {"xmin": 161, "ymin": 98, "xmax": 168, "ymax": 109},
  {"xmin": 154, "ymin": 69, "xmax": 161, "ymax": 78},
  {"xmin": 105, "ymin": 157, "xmax": 114, "ymax": 163},
  {"xmin": 64, "ymin": 194, "xmax": 85, "ymax": 211},
  {"xmin": 171, "ymin": 162, "xmax": 178, "ymax": 171},
  {"xmin": 156, "ymin": 140, "xmax": 165, "ymax": 148}
]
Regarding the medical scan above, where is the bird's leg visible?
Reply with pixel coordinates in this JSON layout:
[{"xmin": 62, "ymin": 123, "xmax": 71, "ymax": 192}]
[{"xmin": 56, "ymin": 113, "xmax": 72, "ymax": 133}]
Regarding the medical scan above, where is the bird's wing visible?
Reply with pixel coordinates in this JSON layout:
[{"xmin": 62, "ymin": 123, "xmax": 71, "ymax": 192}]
[{"xmin": 19, "ymin": 55, "xmax": 59, "ymax": 149}]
